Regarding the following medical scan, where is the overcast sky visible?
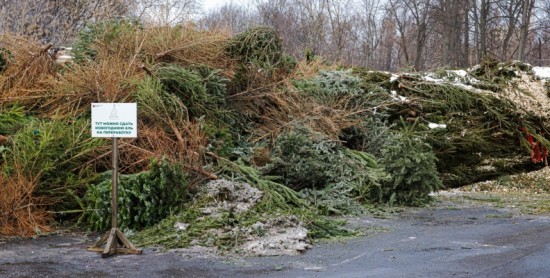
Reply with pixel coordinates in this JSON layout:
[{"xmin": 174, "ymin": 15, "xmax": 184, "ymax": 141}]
[{"xmin": 202, "ymin": 0, "xmax": 249, "ymax": 11}]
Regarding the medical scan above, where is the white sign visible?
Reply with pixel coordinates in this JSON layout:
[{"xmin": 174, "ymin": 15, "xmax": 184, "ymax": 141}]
[{"xmin": 91, "ymin": 103, "xmax": 137, "ymax": 138}]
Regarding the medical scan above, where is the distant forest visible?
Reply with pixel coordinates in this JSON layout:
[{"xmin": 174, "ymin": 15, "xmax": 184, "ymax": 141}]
[{"xmin": 1, "ymin": 0, "xmax": 549, "ymax": 70}]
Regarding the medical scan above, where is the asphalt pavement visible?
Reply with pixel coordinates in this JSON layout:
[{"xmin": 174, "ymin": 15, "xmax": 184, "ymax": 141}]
[{"xmin": 1, "ymin": 199, "xmax": 549, "ymax": 278}]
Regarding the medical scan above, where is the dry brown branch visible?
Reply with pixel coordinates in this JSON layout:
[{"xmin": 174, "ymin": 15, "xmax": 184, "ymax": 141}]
[
  {"xmin": 235, "ymin": 78, "xmax": 363, "ymax": 143},
  {"xmin": 113, "ymin": 119, "xmax": 213, "ymax": 179},
  {"xmin": 0, "ymin": 134, "xmax": 8, "ymax": 145},
  {"xmin": 0, "ymin": 24, "xmax": 257, "ymax": 237},
  {"xmin": 0, "ymin": 170, "xmax": 52, "ymax": 237},
  {"xmin": 290, "ymin": 59, "xmax": 338, "ymax": 80},
  {"xmin": 0, "ymin": 34, "xmax": 57, "ymax": 106},
  {"xmin": 39, "ymin": 43, "xmax": 53, "ymax": 55},
  {"xmin": 140, "ymin": 25, "xmax": 230, "ymax": 68},
  {"xmin": 139, "ymin": 64, "xmax": 154, "ymax": 76}
]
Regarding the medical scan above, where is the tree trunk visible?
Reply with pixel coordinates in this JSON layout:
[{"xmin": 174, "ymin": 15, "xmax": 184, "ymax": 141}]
[
  {"xmin": 479, "ymin": 0, "xmax": 488, "ymax": 61},
  {"xmin": 463, "ymin": 0, "xmax": 470, "ymax": 67},
  {"xmin": 518, "ymin": 0, "xmax": 534, "ymax": 62},
  {"xmin": 501, "ymin": 1, "xmax": 520, "ymax": 61},
  {"xmin": 412, "ymin": 0, "xmax": 430, "ymax": 71},
  {"xmin": 472, "ymin": 0, "xmax": 481, "ymax": 62}
]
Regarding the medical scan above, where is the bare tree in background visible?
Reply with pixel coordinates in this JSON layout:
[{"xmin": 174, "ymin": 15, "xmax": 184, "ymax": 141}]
[
  {"xmin": 386, "ymin": 0, "xmax": 433, "ymax": 70},
  {"xmin": 387, "ymin": 0, "xmax": 412, "ymax": 67},
  {"xmin": 206, "ymin": 0, "xmax": 550, "ymax": 69},
  {"xmin": 198, "ymin": 3, "xmax": 258, "ymax": 33},
  {"xmin": 256, "ymin": 0, "xmax": 329, "ymax": 60},
  {"xmin": 130, "ymin": 0, "xmax": 200, "ymax": 26},
  {"xmin": 493, "ymin": 0, "xmax": 522, "ymax": 60},
  {"xmin": 0, "ymin": 0, "xmax": 129, "ymax": 44},
  {"xmin": 471, "ymin": 0, "xmax": 492, "ymax": 63},
  {"xmin": 325, "ymin": 0, "xmax": 355, "ymax": 62},
  {"xmin": 407, "ymin": 0, "xmax": 431, "ymax": 70},
  {"xmin": 532, "ymin": 0, "xmax": 550, "ymax": 65},
  {"xmin": 381, "ymin": 17, "xmax": 397, "ymax": 71},
  {"xmin": 0, "ymin": 0, "xmax": 201, "ymax": 44},
  {"xmin": 355, "ymin": 0, "xmax": 385, "ymax": 68},
  {"xmin": 432, "ymin": 0, "xmax": 467, "ymax": 67},
  {"xmin": 3, "ymin": 0, "xmax": 549, "ymax": 69},
  {"xmin": 518, "ymin": 0, "xmax": 535, "ymax": 61}
]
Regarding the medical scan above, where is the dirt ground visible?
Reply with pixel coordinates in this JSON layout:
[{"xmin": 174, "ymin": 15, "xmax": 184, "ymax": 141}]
[{"xmin": 2, "ymin": 190, "xmax": 550, "ymax": 277}]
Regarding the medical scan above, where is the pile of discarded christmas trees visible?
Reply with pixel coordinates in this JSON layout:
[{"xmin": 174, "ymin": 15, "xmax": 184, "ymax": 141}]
[{"xmin": 1, "ymin": 22, "xmax": 548, "ymax": 250}]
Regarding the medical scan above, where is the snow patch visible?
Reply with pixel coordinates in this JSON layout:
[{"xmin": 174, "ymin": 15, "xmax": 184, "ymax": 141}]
[
  {"xmin": 391, "ymin": 90, "xmax": 409, "ymax": 102},
  {"xmin": 188, "ymin": 179, "xmax": 310, "ymax": 256},
  {"xmin": 428, "ymin": 123, "xmax": 447, "ymax": 129},
  {"xmin": 533, "ymin": 67, "xmax": 550, "ymax": 79},
  {"xmin": 422, "ymin": 74, "xmax": 444, "ymax": 83},
  {"xmin": 174, "ymin": 222, "xmax": 189, "ymax": 231},
  {"xmin": 201, "ymin": 179, "xmax": 263, "ymax": 217},
  {"xmin": 237, "ymin": 216, "xmax": 311, "ymax": 256},
  {"xmin": 447, "ymin": 69, "xmax": 467, "ymax": 77}
]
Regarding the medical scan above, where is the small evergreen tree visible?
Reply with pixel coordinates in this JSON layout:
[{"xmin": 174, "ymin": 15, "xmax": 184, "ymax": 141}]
[{"xmin": 377, "ymin": 121, "xmax": 442, "ymax": 205}]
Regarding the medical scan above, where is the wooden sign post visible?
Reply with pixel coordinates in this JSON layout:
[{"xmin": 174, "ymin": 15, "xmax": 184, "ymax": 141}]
[{"xmin": 88, "ymin": 103, "xmax": 142, "ymax": 258}]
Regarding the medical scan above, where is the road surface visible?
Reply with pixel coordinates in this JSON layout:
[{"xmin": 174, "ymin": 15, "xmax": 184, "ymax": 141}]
[{"xmin": 1, "ymin": 199, "xmax": 549, "ymax": 277}]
